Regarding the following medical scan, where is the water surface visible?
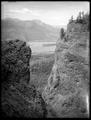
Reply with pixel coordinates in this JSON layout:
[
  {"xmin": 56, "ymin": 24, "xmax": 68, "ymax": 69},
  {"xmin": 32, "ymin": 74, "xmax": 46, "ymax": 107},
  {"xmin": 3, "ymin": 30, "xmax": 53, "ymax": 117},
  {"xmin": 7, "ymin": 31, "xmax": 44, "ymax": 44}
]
[{"xmin": 28, "ymin": 42, "xmax": 56, "ymax": 55}]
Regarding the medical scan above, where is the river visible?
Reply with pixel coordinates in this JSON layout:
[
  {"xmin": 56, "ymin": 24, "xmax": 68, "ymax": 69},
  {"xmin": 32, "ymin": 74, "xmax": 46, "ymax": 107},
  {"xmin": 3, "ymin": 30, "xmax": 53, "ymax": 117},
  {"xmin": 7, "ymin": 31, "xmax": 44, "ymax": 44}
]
[{"xmin": 27, "ymin": 42, "xmax": 56, "ymax": 55}]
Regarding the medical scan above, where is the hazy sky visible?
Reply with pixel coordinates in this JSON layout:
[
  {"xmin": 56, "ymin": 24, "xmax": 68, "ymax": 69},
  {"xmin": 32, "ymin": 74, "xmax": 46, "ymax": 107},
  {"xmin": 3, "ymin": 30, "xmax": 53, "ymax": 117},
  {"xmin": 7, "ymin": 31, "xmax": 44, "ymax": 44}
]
[{"xmin": 2, "ymin": 1, "xmax": 89, "ymax": 26}]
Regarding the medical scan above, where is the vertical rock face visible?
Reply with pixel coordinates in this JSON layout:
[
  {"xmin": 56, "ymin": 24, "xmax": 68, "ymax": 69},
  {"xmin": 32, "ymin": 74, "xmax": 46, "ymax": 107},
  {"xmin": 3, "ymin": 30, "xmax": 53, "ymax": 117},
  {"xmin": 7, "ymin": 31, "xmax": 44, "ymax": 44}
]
[
  {"xmin": 1, "ymin": 39, "xmax": 47, "ymax": 118},
  {"xmin": 1, "ymin": 39, "xmax": 31, "ymax": 84},
  {"xmin": 42, "ymin": 23, "xmax": 89, "ymax": 118}
]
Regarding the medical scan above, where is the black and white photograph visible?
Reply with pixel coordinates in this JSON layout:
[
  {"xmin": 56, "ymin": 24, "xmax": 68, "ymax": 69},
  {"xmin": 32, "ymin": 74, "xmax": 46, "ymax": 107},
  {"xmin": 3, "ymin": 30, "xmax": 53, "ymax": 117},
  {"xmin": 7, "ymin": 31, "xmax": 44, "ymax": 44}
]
[{"xmin": 1, "ymin": 1, "xmax": 90, "ymax": 118}]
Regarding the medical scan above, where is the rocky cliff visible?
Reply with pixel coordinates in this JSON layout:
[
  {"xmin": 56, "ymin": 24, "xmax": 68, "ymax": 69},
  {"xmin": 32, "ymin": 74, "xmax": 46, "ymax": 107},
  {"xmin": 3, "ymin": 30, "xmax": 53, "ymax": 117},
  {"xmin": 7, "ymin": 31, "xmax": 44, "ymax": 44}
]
[
  {"xmin": 1, "ymin": 39, "xmax": 47, "ymax": 118},
  {"xmin": 1, "ymin": 39, "xmax": 31, "ymax": 84},
  {"xmin": 42, "ymin": 20, "xmax": 89, "ymax": 118}
]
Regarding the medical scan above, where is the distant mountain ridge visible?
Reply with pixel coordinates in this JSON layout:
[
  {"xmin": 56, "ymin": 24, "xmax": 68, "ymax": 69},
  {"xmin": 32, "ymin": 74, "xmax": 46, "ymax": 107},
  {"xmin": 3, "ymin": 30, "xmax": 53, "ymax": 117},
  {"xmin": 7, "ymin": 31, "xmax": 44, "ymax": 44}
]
[{"xmin": 2, "ymin": 18, "xmax": 60, "ymax": 42}]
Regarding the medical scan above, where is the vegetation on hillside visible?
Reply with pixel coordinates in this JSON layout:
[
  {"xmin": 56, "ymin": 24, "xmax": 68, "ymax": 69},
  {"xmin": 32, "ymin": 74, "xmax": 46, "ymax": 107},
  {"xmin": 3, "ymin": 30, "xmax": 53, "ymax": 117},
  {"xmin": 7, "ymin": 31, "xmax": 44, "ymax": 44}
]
[
  {"xmin": 59, "ymin": 11, "xmax": 89, "ymax": 42},
  {"xmin": 68, "ymin": 11, "xmax": 89, "ymax": 31},
  {"xmin": 29, "ymin": 54, "xmax": 54, "ymax": 93}
]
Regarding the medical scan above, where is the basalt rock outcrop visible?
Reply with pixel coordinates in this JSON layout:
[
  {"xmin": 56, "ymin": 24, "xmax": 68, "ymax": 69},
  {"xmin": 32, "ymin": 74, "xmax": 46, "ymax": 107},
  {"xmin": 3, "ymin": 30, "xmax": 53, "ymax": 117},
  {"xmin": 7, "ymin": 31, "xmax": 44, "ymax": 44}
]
[
  {"xmin": 42, "ymin": 20, "xmax": 89, "ymax": 118},
  {"xmin": 1, "ymin": 39, "xmax": 31, "ymax": 84},
  {"xmin": 1, "ymin": 39, "xmax": 47, "ymax": 118}
]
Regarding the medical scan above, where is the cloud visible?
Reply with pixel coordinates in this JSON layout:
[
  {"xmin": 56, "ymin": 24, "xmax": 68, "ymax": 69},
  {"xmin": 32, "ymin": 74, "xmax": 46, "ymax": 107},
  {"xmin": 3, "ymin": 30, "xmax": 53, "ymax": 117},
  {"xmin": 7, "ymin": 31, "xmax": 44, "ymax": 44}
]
[
  {"xmin": 9, "ymin": 8, "xmax": 40, "ymax": 16},
  {"xmin": 9, "ymin": 8, "xmax": 31, "ymax": 14}
]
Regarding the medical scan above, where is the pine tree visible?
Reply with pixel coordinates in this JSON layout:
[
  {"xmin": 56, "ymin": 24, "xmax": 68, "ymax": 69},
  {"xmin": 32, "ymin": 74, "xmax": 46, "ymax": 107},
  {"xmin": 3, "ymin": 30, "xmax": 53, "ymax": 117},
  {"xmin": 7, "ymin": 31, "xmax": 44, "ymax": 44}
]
[
  {"xmin": 76, "ymin": 12, "xmax": 82, "ymax": 23},
  {"xmin": 60, "ymin": 28, "xmax": 65, "ymax": 40},
  {"xmin": 69, "ymin": 16, "xmax": 74, "ymax": 23}
]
